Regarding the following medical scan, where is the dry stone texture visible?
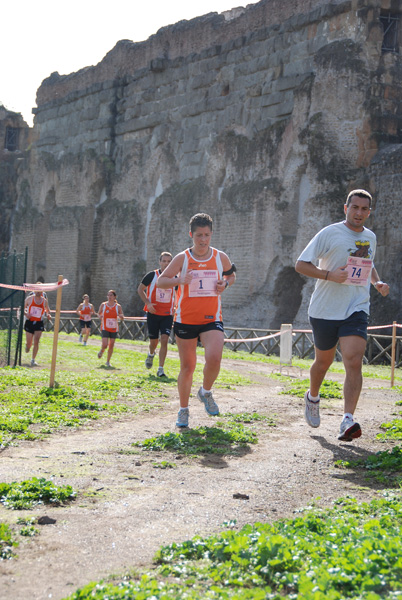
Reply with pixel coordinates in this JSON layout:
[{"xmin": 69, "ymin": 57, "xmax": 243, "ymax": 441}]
[{"xmin": 7, "ymin": 0, "xmax": 402, "ymax": 327}]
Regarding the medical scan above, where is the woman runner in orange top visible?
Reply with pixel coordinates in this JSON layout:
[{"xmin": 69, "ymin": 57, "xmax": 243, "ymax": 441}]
[
  {"xmin": 76, "ymin": 294, "xmax": 95, "ymax": 345},
  {"xmin": 24, "ymin": 288, "xmax": 52, "ymax": 367},
  {"xmin": 97, "ymin": 290, "xmax": 124, "ymax": 368},
  {"xmin": 158, "ymin": 213, "xmax": 236, "ymax": 428}
]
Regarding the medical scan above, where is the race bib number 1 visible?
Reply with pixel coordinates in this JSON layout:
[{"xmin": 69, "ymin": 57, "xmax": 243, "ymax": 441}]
[
  {"xmin": 83, "ymin": 314, "xmax": 91, "ymax": 321},
  {"xmin": 106, "ymin": 318, "xmax": 117, "ymax": 329},
  {"xmin": 344, "ymin": 256, "xmax": 372, "ymax": 286},
  {"xmin": 189, "ymin": 270, "xmax": 218, "ymax": 297}
]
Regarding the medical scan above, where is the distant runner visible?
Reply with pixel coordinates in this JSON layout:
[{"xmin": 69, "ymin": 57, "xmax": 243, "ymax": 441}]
[
  {"xmin": 97, "ymin": 290, "xmax": 124, "ymax": 368},
  {"xmin": 76, "ymin": 294, "xmax": 95, "ymax": 346},
  {"xmin": 24, "ymin": 288, "xmax": 52, "ymax": 366},
  {"xmin": 137, "ymin": 252, "xmax": 175, "ymax": 377}
]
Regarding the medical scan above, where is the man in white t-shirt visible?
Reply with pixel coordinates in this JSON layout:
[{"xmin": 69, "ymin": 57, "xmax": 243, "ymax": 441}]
[{"xmin": 295, "ymin": 189, "xmax": 389, "ymax": 441}]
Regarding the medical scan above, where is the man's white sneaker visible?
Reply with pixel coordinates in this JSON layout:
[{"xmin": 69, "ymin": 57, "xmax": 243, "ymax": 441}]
[
  {"xmin": 338, "ymin": 416, "xmax": 362, "ymax": 441},
  {"xmin": 176, "ymin": 408, "xmax": 189, "ymax": 427},
  {"xmin": 105, "ymin": 361, "xmax": 111, "ymax": 368},
  {"xmin": 98, "ymin": 350, "xmax": 103, "ymax": 359},
  {"xmin": 304, "ymin": 391, "xmax": 320, "ymax": 428},
  {"xmin": 157, "ymin": 368, "xmax": 166, "ymax": 377},
  {"xmin": 30, "ymin": 359, "xmax": 38, "ymax": 367},
  {"xmin": 78, "ymin": 334, "xmax": 83, "ymax": 343}
]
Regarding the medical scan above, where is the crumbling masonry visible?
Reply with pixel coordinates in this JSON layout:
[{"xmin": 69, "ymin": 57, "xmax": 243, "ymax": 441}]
[{"xmin": 6, "ymin": 0, "xmax": 402, "ymax": 326}]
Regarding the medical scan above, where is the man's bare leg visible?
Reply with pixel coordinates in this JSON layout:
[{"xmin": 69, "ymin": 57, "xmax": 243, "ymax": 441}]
[{"xmin": 339, "ymin": 335, "xmax": 366, "ymax": 415}]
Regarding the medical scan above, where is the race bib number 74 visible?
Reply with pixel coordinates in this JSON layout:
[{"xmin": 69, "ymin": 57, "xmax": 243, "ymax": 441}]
[{"xmin": 343, "ymin": 256, "xmax": 372, "ymax": 286}]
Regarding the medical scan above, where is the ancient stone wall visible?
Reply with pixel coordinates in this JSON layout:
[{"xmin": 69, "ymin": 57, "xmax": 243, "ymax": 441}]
[
  {"xmin": 0, "ymin": 107, "xmax": 32, "ymax": 252},
  {"xmin": 10, "ymin": 0, "xmax": 402, "ymax": 327}
]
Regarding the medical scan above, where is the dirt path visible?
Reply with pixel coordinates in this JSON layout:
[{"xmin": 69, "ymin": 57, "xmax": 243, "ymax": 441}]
[{"xmin": 0, "ymin": 356, "xmax": 399, "ymax": 600}]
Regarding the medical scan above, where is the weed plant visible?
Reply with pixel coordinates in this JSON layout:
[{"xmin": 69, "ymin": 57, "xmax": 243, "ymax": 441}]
[
  {"xmin": 280, "ymin": 378, "xmax": 343, "ymax": 398},
  {"xmin": 335, "ymin": 446, "xmax": 402, "ymax": 488},
  {"xmin": 133, "ymin": 411, "xmax": 270, "ymax": 457},
  {"xmin": 63, "ymin": 493, "xmax": 402, "ymax": 599},
  {"xmin": 0, "ymin": 335, "xmax": 251, "ymax": 448},
  {"xmin": 0, "ymin": 477, "xmax": 76, "ymax": 510},
  {"xmin": 0, "ymin": 521, "xmax": 17, "ymax": 559}
]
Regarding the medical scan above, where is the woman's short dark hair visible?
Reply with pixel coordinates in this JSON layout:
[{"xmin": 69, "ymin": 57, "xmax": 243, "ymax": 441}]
[{"xmin": 189, "ymin": 213, "xmax": 213, "ymax": 233}]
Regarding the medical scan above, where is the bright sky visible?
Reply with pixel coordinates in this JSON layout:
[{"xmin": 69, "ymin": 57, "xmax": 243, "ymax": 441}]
[{"xmin": 1, "ymin": 0, "xmax": 257, "ymax": 126}]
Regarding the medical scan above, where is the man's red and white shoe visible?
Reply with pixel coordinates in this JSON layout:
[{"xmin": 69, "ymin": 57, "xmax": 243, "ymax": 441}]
[{"xmin": 338, "ymin": 416, "xmax": 362, "ymax": 441}]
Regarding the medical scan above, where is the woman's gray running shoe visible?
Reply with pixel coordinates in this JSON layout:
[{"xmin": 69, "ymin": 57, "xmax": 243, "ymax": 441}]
[
  {"xmin": 304, "ymin": 391, "xmax": 320, "ymax": 427},
  {"xmin": 197, "ymin": 388, "xmax": 219, "ymax": 416},
  {"xmin": 145, "ymin": 354, "xmax": 154, "ymax": 369},
  {"xmin": 176, "ymin": 408, "xmax": 189, "ymax": 427}
]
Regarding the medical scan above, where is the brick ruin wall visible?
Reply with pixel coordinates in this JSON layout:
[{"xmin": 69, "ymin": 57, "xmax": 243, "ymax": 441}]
[{"xmin": 10, "ymin": 0, "xmax": 402, "ymax": 327}]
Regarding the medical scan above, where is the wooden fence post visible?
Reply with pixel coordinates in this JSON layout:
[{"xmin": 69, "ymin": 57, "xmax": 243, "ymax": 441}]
[
  {"xmin": 280, "ymin": 324, "xmax": 293, "ymax": 366},
  {"xmin": 391, "ymin": 321, "xmax": 397, "ymax": 388},
  {"xmin": 49, "ymin": 275, "xmax": 63, "ymax": 388}
]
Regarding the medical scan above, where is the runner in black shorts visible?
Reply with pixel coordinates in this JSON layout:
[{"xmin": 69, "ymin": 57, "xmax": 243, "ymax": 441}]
[
  {"xmin": 24, "ymin": 288, "xmax": 52, "ymax": 367},
  {"xmin": 157, "ymin": 213, "xmax": 236, "ymax": 428},
  {"xmin": 137, "ymin": 252, "xmax": 175, "ymax": 377},
  {"xmin": 296, "ymin": 190, "xmax": 389, "ymax": 441}
]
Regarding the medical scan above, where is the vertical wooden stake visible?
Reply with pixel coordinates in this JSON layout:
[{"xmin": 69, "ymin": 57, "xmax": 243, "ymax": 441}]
[
  {"xmin": 280, "ymin": 324, "xmax": 293, "ymax": 366},
  {"xmin": 49, "ymin": 275, "xmax": 63, "ymax": 388},
  {"xmin": 390, "ymin": 320, "xmax": 396, "ymax": 388}
]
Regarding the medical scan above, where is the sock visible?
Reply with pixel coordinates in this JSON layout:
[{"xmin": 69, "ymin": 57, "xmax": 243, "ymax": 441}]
[
  {"xmin": 308, "ymin": 390, "xmax": 320, "ymax": 402},
  {"xmin": 148, "ymin": 352, "xmax": 155, "ymax": 357},
  {"xmin": 343, "ymin": 413, "xmax": 353, "ymax": 421},
  {"xmin": 201, "ymin": 386, "xmax": 211, "ymax": 394}
]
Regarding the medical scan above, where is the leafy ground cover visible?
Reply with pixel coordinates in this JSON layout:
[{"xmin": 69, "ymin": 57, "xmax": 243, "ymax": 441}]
[
  {"xmin": 335, "ymin": 446, "xmax": 402, "ymax": 488},
  {"xmin": 280, "ymin": 378, "xmax": 343, "ymax": 399},
  {"xmin": 63, "ymin": 493, "xmax": 402, "ymax": 600},
  {"xmin": 0, "ymin": 477, "xmax": 76, "ymax": 510},
  {"xmin": 2, "ymin": 332, "xmax": 402, "ymax": 600},
  {"xmin": 0, "ymin": 335, "xmax": 251, "ymax": 448},
  {"xmin": 133, "ymin": 412, "xmax": 275, "ymax": 457}
]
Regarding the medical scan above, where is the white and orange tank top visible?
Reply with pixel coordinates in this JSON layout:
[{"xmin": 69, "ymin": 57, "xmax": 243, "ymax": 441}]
[
  {"xmin": 80, "ymin": 304, "xmax": 92, "ymax": 322},
  {"xmin": 144, "ymin": 270, "xmax": 175, "ymax": 316},
  {"xmin": 26, "ymin": 296, "xmax": 46, "ymax": 322},
  {"xmin": 100, "ymin": 302, "xmax": 119, "ymax": 332},
  {"xmin": 175, "ymin": 247, "xmax": 223, "ymax": 325}
]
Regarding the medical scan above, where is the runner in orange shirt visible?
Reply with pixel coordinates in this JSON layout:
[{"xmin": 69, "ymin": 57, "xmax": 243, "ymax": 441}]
[
  {"xmin": 24, "ymin": 288, "xmax": 52, "ymax": 366},
  {"xmin": 137, "ymin": 252, "xmax": 175, "ymax": 377},
  {"xmin": 158, "ymin": 213, "xmax": 236, "ymax": 427},
  {"xmin": 76, "ymin": 294, "xmax": 95, "ymax": 346},
  {"xmin": 97, "ymin": 290, "xmax": 124, "ymax": 368}
]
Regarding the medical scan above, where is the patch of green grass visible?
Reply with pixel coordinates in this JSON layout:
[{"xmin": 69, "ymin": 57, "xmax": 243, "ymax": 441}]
[
  {"xmin": 0, "ymin": 521, "xmax": 18, "ymax": 559},
  {"xmin": 63, "ymin": 493, "xmax": 402, "ymax": 600},
  {"xmin": 134, "ymin": 421, "xmax": 257, "ymax": 457},
  {"xmin": 0, "ymin": 335, "xmax": 252, "ymax": 448},
  {"xmin": 377, "ymin": 420, "xmax": 402, "ymax": 441},
  {"xmin": 0, "ymin": 477, "xmax": 76, "ymax": 510},
  {"xmin": 152, "ymin": 461, "xmax": 177, "ymax": 469},
  {"xmin": 222, "ymin": 411, "xmax": 276, "ymax": 426},
  {"xmin": 334, "ymin": 446, "xmax": 402, "ymax": 487},
  {"xmin": 280, "ymin": 378, "xmax": 343, "ymax": 399}
]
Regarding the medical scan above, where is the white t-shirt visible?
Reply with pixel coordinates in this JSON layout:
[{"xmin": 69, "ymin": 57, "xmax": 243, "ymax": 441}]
[{"xmin": 297, "ymin": 221, "xmax": 376, "ymax": 320}]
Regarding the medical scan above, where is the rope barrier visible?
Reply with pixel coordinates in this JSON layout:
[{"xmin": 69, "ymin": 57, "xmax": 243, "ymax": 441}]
[
  {"xmin": 0, "ymin": 279, "xmax": 69, "ymax": 292},
  {"xmin": 224, "ymin": 331, "xmax": 283, "ymax": 343}
]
